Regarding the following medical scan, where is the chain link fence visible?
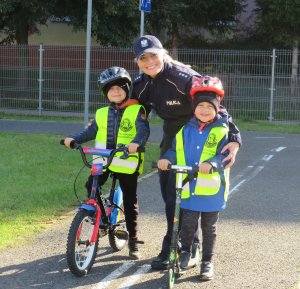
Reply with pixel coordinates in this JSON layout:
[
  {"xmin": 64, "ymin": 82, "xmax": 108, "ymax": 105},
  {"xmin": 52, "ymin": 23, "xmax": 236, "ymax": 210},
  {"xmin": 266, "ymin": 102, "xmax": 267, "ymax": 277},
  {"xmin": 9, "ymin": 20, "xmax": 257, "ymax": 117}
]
[{"xmin": 0, "ymin": 45, "xmax": 299, "ymax": 122}]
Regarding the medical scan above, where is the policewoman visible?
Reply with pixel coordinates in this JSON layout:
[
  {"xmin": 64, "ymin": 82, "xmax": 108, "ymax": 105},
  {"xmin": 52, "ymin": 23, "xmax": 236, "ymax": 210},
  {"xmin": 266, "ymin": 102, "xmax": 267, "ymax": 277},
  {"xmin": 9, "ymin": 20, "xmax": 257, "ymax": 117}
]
[
  {"xmin": 63, "ymin": 66, "xmax": 150, "ymax": 259},
  {"xmin": 131, "ymin": 35, "xmax": 241, "ymax": 270}
]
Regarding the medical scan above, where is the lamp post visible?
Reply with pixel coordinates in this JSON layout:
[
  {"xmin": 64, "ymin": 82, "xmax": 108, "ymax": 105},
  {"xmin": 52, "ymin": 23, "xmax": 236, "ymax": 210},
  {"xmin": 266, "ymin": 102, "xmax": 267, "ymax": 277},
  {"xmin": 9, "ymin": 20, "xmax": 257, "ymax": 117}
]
[{"xmin": 84, "ymin": 0, "xmax": 92, "ymax": 127}]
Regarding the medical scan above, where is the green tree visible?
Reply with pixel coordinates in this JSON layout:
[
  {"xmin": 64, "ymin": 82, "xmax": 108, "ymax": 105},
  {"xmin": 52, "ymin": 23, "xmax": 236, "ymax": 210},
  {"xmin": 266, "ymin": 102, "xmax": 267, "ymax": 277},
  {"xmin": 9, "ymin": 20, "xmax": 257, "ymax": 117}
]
[
  {"xmin": 145, "ymin": 0, "xmax": 246, "ymax": 48},
  {"xmin": 66, "ymin": 0, "xmax": 140, "ymax": 46},
  {"xmin": 66, "ymin": 0, "xmax": 245, "ymax": 47},
  {"xmin": 0, "ymin": 0, "xmax": 245, "ymax": 47},
  {"xmin": 255, "ymin": 0, "xmax": 300, "ymax": 96},
  {"xmin": 255, "ymin": 0, "xmax": 300, "ymax": 48},
  {"xmin": 0, "ymin": 0, "xmax": 65, "ymax": 44}
]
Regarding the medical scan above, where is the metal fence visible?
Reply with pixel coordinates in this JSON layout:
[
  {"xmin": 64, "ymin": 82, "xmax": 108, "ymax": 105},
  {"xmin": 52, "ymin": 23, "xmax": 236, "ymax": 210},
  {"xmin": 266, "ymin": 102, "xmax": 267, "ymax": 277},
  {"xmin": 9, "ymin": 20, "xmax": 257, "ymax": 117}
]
[{"xmin": 1, "ymin": 44, "xmax": 300, "ymax": 122}]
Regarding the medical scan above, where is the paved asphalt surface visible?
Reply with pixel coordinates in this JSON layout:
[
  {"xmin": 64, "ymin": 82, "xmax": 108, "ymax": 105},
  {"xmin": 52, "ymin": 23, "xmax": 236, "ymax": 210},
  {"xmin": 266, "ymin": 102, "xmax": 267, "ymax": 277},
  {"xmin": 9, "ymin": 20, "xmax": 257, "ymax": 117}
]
[
  {"xmin": 0, "ymin": 119, "xmax": 163, "ymax": 144},
  {"xmin": 0, "ymin": 120, "xmax": 300, "ymax": 289}
]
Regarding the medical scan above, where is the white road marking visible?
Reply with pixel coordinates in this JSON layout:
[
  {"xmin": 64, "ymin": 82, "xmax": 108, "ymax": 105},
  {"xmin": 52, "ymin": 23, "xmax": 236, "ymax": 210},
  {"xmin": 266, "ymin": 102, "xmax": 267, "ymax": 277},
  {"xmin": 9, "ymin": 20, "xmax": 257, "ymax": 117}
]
[
  {"xmin": 138, "ymin": 170, "xmax": 157, "ymax": 182},
  {"xmin": 262, "ymin": 155, "xmax": 273, "ymax": 161},
  {"xmin": 117, "ymin": 264, "xmax": 151, "ymax": 289},
  {"xmin": 256, "ymin": 137, "xmax": 284, "ymax": 139},
  {"xmin": 92, "ymin": 262, "xmax": 135, "ymax": 289},
  {"xmin": 274, "ymin": 146, "xmax": 286, "ymax": 152},
  {"xmin": 248, "ymin": 166, "xmax": 264, "ymax": 179},
  {"xmin": 228, "ymin": 179, "xmax": 246, "ymax": 197},
  {"xmin": 229, "ymin": 166, "xmax": 264, "ymax": 197}
]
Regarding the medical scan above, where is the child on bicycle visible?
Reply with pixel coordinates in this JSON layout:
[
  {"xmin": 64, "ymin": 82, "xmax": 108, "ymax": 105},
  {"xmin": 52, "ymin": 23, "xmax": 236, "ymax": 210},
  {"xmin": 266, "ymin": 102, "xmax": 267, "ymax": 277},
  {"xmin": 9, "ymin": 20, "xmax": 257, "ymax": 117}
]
[
  {"xmin": 157, "ymin": 76, "xmax": 230, "ymax": 281},
  {"xmin": 63, "ymin": 66, "xmax": 150, "ymax": 260}
]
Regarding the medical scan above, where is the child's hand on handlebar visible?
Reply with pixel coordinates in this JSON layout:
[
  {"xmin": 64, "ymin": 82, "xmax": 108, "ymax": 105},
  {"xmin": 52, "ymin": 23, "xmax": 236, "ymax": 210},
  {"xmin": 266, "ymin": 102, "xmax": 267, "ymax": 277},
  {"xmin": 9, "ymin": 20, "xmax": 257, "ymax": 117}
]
[
  {"xmin": 199, "ymin": 162, "xmax": 212, "ymax": 174},
  {"xmin": 157, "ymin": 159, "xmax": 171, "ymax": 170},
  {"xmin": 64, "ymin": 137, "xmax": 75, "ymax": 149},
  {"xmin": 128, "ymin": 143, "xmax": 139, "ymax": 153}
]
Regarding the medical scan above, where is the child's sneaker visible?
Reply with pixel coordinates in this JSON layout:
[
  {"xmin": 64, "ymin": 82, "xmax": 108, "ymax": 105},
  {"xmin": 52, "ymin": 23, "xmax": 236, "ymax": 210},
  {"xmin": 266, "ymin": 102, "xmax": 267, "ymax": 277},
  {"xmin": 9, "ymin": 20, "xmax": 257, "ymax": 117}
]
[
  {"xmin": 179, "ymin": 250, "xmax": 198, "ymax": 270},
  {"xmin": 179, "ymin": 251, "xmax": 191, "ymax": 269},
  {"xmin": 151, "ymin": 252, "xmax": 169, "ymax": 270},
  {"xmin": 200, "ymin": 261, "xmax": 214, "ymax": 281}
]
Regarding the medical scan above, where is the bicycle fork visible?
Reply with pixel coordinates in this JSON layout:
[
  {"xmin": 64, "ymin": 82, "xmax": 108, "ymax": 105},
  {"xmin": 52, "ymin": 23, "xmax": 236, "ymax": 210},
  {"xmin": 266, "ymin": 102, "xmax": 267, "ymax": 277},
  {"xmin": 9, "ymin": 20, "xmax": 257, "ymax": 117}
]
[{"xmin": 79, "ymin": 175, "xmax": 103, "ymax": 243}]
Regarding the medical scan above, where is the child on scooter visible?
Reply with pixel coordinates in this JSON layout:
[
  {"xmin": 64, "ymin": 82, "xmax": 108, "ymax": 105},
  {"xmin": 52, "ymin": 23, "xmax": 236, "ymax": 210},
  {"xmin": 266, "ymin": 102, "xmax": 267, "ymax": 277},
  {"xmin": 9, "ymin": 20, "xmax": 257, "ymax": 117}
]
[{"xmin": 157, "ymin": 76, "xmax": 230, "ymax": 281}]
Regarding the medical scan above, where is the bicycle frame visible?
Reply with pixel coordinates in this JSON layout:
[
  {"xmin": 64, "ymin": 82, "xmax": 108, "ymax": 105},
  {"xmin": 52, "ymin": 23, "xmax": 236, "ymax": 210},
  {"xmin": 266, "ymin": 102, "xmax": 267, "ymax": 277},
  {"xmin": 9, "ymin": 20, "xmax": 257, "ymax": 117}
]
[
  {"xmin": 77, "ymin": 146, "xmax": 123, "ymax": 243},
  {"xmin": 61, "ymin": 140, "xmax": 133, "ymax": 276}
]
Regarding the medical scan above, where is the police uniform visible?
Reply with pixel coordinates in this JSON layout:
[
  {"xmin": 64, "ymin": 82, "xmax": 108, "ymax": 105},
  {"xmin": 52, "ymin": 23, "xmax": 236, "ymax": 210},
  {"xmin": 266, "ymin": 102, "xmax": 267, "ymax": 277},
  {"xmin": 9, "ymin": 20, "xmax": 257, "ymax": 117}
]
[{"xmin": 132, "ymin": 60, "xmax": 241, "ymax": 258}]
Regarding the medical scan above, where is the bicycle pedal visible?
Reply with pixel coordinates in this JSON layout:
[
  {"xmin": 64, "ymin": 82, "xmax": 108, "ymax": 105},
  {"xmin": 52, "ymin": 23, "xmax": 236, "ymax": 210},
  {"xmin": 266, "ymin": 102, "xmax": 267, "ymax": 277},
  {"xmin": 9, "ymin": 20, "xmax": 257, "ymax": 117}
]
[
  {"xmin": 114, "ymin": 230, "xmax": 129, "ymax": 240},
  {"xmin": 99, "ymin": 229, "xmax": 107, "ymax": 238}
]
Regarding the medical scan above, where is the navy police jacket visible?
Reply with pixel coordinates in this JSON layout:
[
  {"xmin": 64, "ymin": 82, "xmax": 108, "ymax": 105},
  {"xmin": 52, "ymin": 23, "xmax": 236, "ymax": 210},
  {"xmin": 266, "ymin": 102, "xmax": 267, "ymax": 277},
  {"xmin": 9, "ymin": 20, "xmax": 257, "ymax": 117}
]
[{"xmin": 131, "ymin": 61, "xmax": 241, "ymax": 152}]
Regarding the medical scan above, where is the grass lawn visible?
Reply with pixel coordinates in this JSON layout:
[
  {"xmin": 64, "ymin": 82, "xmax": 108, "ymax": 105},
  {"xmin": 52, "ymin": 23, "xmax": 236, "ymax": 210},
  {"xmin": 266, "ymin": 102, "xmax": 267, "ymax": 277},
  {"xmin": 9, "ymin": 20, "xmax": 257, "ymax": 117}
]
[{"xmin": 0, "ymin": 132, "xmax": 160, "ymax": 250}]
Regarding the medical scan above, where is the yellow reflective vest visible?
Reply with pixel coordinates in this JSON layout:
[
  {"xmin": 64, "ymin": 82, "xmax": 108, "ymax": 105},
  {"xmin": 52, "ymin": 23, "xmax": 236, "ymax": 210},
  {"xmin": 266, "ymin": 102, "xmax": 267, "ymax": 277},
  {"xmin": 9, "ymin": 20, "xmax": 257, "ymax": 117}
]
[
  {"xmin": 176, "ymin": 126, "xmax": 229, "ymax": 200},
  {"xmin": 94, "ymin": 105, "xmax": 145, "ymax": 174}
]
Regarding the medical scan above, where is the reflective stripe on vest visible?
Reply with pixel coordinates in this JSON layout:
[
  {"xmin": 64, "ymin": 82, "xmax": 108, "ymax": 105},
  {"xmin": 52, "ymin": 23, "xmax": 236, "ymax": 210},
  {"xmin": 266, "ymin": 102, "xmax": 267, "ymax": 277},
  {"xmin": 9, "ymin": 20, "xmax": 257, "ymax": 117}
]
[
  {"xmin": 176, "ymin": 126, "xmax": 229, "ymax": 199},
  {"xmin": 95, "ymin": 105, "xmax": 145, "ymax": 174}
]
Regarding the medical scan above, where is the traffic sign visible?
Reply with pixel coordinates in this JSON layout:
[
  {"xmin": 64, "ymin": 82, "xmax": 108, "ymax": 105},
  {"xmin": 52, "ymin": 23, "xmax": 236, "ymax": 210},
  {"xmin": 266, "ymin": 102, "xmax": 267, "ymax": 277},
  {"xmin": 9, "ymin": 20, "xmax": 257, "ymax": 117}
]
[{"xmin": 140, "ymin": 0, "xmax": 151, "ymax": 13}]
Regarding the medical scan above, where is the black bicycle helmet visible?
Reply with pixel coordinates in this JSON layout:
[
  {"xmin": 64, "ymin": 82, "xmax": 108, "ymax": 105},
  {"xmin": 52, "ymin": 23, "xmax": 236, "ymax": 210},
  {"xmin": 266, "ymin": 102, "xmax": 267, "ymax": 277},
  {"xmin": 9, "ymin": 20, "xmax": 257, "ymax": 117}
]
[{"xmin": 97, "ymin": 66, "xmax": 132, "ymax": 97}]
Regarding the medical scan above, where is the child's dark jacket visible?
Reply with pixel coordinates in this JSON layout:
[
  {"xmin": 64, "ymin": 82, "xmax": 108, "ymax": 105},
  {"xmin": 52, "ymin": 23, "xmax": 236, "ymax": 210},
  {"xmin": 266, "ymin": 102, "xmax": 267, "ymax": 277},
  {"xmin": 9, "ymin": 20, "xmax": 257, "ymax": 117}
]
[{"xmin": 69, "ymin": 100, "xmax": 150, "ymax": 149}]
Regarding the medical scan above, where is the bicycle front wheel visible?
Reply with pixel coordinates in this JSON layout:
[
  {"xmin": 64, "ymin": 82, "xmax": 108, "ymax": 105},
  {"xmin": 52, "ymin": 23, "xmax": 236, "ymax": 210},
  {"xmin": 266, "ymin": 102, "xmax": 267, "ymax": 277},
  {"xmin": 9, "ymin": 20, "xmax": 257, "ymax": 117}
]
[{"xmin": 66, "ymin": 210, "xmax": 98, "ymax": 277}]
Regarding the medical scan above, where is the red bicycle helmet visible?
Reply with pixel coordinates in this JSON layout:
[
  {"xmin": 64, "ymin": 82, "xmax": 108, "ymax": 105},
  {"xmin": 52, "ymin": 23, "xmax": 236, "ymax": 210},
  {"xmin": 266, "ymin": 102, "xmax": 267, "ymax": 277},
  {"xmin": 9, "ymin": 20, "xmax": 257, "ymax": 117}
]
[{"xmin": 190, "ymin": 75, "xmax": 224, "ymax": 100}]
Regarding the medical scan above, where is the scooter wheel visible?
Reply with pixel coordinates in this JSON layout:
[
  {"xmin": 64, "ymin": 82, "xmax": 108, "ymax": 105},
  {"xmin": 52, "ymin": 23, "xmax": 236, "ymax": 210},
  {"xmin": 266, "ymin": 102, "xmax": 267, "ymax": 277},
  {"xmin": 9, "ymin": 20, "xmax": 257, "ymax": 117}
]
[{"xmin": 168, "ymin": 267, "xmax": 175, "ymax": 289}]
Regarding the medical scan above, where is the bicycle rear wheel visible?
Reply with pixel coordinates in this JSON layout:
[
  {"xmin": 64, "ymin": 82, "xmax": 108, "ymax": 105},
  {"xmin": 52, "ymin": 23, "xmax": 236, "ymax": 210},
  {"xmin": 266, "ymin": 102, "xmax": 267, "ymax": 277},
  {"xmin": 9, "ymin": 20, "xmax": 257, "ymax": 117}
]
[{"xmin": 66, "ymin": 210, "xmax": 98, "ymax": 277}]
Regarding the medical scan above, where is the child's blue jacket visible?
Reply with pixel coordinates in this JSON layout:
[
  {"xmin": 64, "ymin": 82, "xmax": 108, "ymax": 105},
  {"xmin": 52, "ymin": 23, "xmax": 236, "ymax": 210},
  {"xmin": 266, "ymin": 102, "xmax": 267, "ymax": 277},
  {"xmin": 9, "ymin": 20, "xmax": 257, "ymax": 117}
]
[{"xmin": 163, "ymin": 115, "xmax": 229, "ymax": 212}]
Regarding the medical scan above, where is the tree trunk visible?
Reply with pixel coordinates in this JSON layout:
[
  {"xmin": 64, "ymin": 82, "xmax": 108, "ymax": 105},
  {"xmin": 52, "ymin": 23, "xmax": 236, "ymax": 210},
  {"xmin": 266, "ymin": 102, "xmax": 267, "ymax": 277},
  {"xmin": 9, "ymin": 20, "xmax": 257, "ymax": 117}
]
[
  {"xmin": 15, "ymin": 19, "xmax": 29, "ymax": 45},
  {"xmin": 171, "ymin": 33, "xmax": 178, "ymax": 60}
]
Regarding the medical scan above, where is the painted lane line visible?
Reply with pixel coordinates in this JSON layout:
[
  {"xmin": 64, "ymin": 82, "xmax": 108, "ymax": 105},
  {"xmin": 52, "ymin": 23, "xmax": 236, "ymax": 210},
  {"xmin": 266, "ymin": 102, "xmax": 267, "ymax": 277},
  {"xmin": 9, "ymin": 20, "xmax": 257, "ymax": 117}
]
[
  {"xmin": 262, "ymin": 155, "xmax": 273, "ymax": 161},
  {"xmin": 138, "ymin": 170, "xmax": 157, "ymax": 182},
  {"xmin": 92, "ymin": 262, "xmax": 135, "ymax": 289},
  {"xmin": 118, "ymin": 264, "xmax": 151, "ymax": 289},
  {"xmin": 228, "ymin": 179, "xmax": 247, "ymax": 197},
  {"xmin": 229, "ymin": 166, "xmax": 264, "ymax": 198},
  {"xmin": 256, "ymin": 137, "xmax": 284, "ymax": 139},
  {"xmin": 248, "ymin": 166, "xmax": 264, "ymax": 179},
  {"xmin": 274, "ymin": 146, "xmax": 286, "ymax": 152},
  {"xmin": 231, "ymin": 165, "xmax": 257, "ymax": 183}
]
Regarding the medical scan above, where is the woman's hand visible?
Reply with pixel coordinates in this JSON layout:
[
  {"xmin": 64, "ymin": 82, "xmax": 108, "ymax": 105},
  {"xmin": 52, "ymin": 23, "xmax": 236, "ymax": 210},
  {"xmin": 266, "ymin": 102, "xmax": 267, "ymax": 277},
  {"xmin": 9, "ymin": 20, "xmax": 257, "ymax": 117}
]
[
  {"xmin": 157, "ymin": 159, "xmax": 171, "ymax": 170},
  {"xmin": 221, "ymin": 142, "xmax": 240, "ymax": 168}
]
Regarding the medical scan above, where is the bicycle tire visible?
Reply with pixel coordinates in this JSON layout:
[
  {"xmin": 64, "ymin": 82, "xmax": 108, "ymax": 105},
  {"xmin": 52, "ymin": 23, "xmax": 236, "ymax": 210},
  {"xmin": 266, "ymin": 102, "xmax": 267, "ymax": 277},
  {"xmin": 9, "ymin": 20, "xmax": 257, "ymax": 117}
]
[
  {"xmin": 66, "ymin": 210, "xmax": 98, "ymax": 277},
  {"xmin": 108, "ymin": 208, "xmax": 127, "ymax": 251}
]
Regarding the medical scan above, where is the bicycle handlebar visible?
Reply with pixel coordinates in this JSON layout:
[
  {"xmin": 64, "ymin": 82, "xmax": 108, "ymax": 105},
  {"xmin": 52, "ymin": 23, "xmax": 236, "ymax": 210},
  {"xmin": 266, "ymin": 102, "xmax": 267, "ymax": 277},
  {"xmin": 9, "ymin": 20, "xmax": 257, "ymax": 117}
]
[
  {"xmin": 60, "ymin": 139, "xmax": 143, "ymax": 169},
  {"xmin": 151, "ymin": 161, "xmax": 199, "ymax": 174},
  {"xmin": 151, "ymin": 161, "xmax": 214, "ymax": 174}
]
